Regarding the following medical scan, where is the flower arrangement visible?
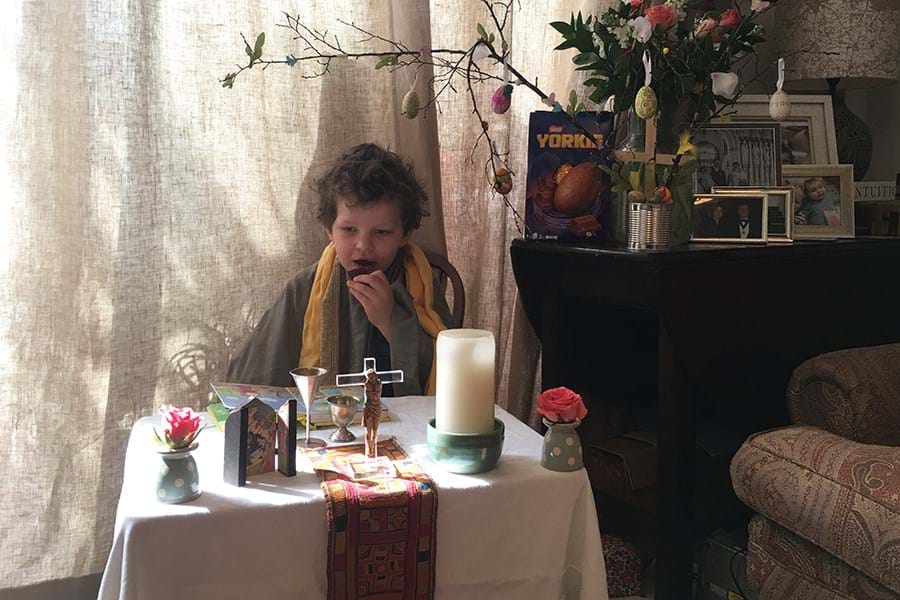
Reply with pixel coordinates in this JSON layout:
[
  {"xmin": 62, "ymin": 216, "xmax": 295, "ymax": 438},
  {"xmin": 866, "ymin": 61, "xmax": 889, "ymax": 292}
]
[
  {"xmin": 551, "ymin": 1, "xmax": 777, "ymax": 212},
  {"xmin": 537, "ymin": 387, "xmax": 588, "ymax": 424},
  {"xmin": 152, "ymin": 405, "xmax": 203, "ymax": 450},
  {"xmin": 555, "ymin": 1, "xmax": 772, "ymax": 119}
]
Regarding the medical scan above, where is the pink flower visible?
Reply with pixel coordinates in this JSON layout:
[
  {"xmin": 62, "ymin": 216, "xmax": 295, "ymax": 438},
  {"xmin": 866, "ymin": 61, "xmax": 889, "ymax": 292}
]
[
  {"xmin": 645, "ymin": 5, "xmax": 676, "ymax": 30},
  {"xmin": 628, "ymin": 0, "xmax": 643, "ymax": 9},
  {"xmin": 491, "ymin": 84, "xmax": 513, "ymax": 114},
  {"xmin": 537, "ymin": 387, "xmax": 588, "ymax": 423},
  {"xmin": 158, "ymin": 404, "xmax": 202, "ymax": 449},
  {"xmin": 695, "ymin": 17, "xmax": 718, "ymax": 40},
  {"xmin": 718, "ymin": 8, "xmax": 740, "ymax": 31}
]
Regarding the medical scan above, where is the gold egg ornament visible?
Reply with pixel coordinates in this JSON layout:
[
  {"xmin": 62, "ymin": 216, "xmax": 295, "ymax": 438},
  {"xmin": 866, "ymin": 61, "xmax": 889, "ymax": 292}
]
[
  {"xmin": 635, "ymin": 86, "xmax": 658, "ymax": 120},
  {"xmin": 634, "ymin": 51, "xmax": 657, "ymax": 120}
]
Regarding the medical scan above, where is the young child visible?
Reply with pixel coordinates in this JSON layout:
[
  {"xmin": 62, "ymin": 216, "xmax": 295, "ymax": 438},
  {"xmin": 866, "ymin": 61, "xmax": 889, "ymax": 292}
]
[
  {"xmin": 799, "ymin": 176, "xmax": 835, "ymax": 226},
  {"xmin": 226, "ymin": 143, "xmax": 452, "ymax": 396}
]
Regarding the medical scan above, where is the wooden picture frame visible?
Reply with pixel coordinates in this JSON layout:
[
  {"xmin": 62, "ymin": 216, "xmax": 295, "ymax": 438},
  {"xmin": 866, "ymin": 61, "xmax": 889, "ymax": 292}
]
[
  {"xmin": 730, "ymin": 94, "xmax": 839, "ymax": 165},
  {"xmin": 691, "ymin": 193, "xmax": 769, "ymax": 244},
  {"xmin": 713, "ymin": 186, "xmax": 795, "ymax": 242},
  {"xmin": 782, "ymin": 164, "xmax": 855, "ymax": 239},
  {"xmin": 692, "ymin": 122, "xmax": 782, "ymax": 195}
]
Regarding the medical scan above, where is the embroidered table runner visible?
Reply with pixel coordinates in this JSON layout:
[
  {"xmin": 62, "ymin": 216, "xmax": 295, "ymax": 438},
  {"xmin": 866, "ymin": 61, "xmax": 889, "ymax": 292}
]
[{"xmin": 307, "ymin": 438, "xmax": 438, "ymax": 600}]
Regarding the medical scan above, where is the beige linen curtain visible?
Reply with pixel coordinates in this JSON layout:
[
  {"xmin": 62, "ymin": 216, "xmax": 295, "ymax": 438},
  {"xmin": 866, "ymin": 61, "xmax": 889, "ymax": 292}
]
[{"xmin": 0, "ymin": 0, "xmax": 597, "ymax": 590}]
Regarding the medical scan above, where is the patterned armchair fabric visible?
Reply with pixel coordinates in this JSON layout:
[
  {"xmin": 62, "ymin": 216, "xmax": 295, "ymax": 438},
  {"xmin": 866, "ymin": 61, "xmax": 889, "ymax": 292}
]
[
  {"xmin": 787, "ymin": 342, "xmax": 900, "ymax": 446},
  {"xmin": 747, "ymin": 517, "xmax": 896, "ymax": 600},
  {"xmin": 732, "ymin": 343, "xmax": 900, "ymax": 599}
]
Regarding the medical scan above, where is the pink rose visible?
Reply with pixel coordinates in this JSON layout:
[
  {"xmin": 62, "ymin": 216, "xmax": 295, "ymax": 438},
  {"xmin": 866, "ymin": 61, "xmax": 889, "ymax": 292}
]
[
  {"xmin": 645, "ymin": 5, "xmax": 676, "ymax": 30},
  {"xmin": 491, "ymin": 84, "xmax": 513, "ymax": 115},
  {"xmin": 628, "ymin": 0, "xmax": 643, "ymax": 9},
  {"xmin": 718, "ymin": 8, "xmax": 739, "ymax": 30},
  {"xmin": 695, "ymin": 17, "xmax": 718, "ymax": 40},
  {"xmin": 159, "ymin": 404, "xmax": 202, "ymax": 448},
  {"xmin": 537, "ymin": 387, "xmax": 588, "ymax": 423}
]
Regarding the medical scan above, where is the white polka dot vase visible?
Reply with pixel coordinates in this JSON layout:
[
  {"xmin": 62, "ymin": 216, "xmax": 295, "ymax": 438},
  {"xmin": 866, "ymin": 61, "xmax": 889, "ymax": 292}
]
[
  {"xmin": 153, "ymin": 442, "xmax": 201, "ymax": 504},
  {"xmin": 540, "ymin": 418, "xmax": 583, "ymax": 472}
]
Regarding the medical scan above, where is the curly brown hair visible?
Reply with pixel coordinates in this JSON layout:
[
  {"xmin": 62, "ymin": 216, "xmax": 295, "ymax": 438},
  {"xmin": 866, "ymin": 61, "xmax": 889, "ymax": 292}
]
[{"xmin": 316, "ymin": 143, "xmax": 430, "ymax": 234}]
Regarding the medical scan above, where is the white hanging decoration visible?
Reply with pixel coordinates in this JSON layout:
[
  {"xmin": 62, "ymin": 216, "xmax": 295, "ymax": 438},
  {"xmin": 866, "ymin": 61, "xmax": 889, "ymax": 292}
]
[
  {"xmin": 769, "ymin": 57, "xmax": 791, "ymax": 121},
  {"xmin": 634, "ymin": 51, "xmax": 657, "ymax": 119}
]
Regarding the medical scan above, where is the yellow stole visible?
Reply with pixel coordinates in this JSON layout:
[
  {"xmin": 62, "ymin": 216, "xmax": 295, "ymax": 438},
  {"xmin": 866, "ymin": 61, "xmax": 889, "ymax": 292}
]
[{"xmin": 299, "ymin": 242, "xmax": 446, "ymax": 394}]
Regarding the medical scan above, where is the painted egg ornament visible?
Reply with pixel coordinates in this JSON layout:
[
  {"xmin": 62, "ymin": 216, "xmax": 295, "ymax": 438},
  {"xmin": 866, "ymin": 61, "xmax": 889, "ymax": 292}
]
[
  {"xmin": 769, "ymin": 90, "xmax": 791, "ymax": 121},
  {"xmin": 494, "ymin": 168, "xmax": 513, "ymax": 195},
  {"xmin": 654, "ymin": 186, "xmax": 673, "ymax": 204},
  {"xmin": 634, "ymin": 85, "xmax": 658, "ymax": 119},
  {"xmin": 553, "ymin": 162, "xmax": 601, "ymax": 216},
  {"xmin": 627, "ymin": 190, "xmax": 647, "ymax": 203},
  {"xmin": 401, "ymin": 90, "xmax": 421, "ymax": 119}
]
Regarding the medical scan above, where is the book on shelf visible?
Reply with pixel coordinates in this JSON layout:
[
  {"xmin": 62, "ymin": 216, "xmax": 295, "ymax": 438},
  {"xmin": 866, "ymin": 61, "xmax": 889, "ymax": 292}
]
[{"xmin": 206, "ymin": 381, "xmax": 389, "ymax": 432}]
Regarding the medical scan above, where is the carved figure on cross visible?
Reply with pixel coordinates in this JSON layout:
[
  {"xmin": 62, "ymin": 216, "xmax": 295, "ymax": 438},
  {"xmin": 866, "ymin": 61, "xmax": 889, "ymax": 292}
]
[{"xmin": 336, "ymin": 357, "xmax": 404, "ymax": 458}]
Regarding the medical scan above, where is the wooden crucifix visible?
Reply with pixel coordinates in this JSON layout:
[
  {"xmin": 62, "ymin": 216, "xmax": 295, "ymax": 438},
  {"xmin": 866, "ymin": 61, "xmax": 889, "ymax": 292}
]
[{"xmin": 336, "ymin": 357, "xmax": 404, "ymax": 458}]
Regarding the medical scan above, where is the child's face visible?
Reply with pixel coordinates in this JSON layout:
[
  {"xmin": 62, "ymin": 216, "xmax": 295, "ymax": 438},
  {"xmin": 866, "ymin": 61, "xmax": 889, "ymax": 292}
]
[
  {"xmin": 327, "ymin": 195, "xmax": 410, "ymax": 275},
  {"xmin": 805, "ymin": 180, "xmax": 826, "ymax": 202}
]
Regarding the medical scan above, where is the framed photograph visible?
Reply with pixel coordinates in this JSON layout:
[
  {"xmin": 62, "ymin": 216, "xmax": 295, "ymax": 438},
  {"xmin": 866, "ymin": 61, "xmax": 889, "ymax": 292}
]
[
  {"xmin": 713, "ymin": 186, "xmax": 794, "ymax": 242},
  {"xmin": 691, "ymin": 193, "xmax": 768, "ymax": 244},
  {"xmin": 692, "ymin": 123, "xmax": 782, "ymax": 194},
  {"xmin": 730, "ymin": 95, "xmax": 839, "ymax": 165},
  {"xmin": 782, "ymin": 164, "xmax": 855, "ymax": 239}
]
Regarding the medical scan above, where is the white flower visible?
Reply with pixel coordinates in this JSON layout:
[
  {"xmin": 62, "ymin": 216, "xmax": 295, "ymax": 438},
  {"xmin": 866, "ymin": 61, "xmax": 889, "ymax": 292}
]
[
  {"xmin": 666, "ymin": 0, "xmax": 688, "ymax": 22},
  {"xmin": 751, "ymin": 0, "xmax": 770, "ymax": 11},
  {"xmin": 472, "ymin": 44, "xmax": 491, "ymax": 61},
  {"xmin": 611, "ymin": 23, "xmax": 633, "ymax": 48},
  {"xmin": 711, "ymin": 72, "xmax": 739, "ymax": 99},
  {"xmin": 632, "ymin": 16, "xmax": 652, "ymax": 43}
]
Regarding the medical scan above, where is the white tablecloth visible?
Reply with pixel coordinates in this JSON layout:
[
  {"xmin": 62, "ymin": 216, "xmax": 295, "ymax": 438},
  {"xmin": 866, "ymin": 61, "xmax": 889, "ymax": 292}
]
[{"xmin": 98, "ymin": 397, "xmax": 607, "ymax": 600}]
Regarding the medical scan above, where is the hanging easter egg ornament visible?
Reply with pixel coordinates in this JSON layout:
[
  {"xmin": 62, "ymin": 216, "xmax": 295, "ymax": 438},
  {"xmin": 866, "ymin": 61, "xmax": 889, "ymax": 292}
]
[
  {"xmin": 634, "ymin": 51, "xmax": 657, "ymax": 120},
  {"xmin": 769, "ymin": 57, "xmax": 791, "ymax": 121},
  {"xmin": 401, "ymin": 90, "xmax": 421, "ymax": 119},
  {"xmin": 401, "ymin": 70, "xmax": 421, "ymax": 119},
  {"xmin": 494, "ymin": 167, "xmax": 513, "ymax": 195}
]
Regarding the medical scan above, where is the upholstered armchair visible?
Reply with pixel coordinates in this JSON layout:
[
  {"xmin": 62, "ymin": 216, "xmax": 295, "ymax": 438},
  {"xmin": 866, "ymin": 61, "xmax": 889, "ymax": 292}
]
[{"xmin": 731, "ymin": 343, "xmax": 900, "ymax": 599}]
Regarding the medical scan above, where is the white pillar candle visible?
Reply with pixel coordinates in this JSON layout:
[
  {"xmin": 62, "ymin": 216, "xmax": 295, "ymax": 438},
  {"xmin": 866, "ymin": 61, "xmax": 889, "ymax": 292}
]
[{"xmin": 435, "ymin": 329, "xmax": 496, "ymax": 434}]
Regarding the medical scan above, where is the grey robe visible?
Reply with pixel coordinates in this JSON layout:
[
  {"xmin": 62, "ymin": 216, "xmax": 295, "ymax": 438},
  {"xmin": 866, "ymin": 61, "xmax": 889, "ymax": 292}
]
[{"xmin": 226, "ymin": 254, "xmax": 452, "ymax": 396}]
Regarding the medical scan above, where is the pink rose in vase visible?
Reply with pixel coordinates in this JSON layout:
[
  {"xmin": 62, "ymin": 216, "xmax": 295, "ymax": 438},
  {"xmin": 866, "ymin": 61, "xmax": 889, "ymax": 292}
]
[
  {"xmin": 645, "ymin": 5, "xmax": 676, "ymax": 30},
  {"xmin": 537, "ymin": 387, "xmax": 588, "ymax": 424},
  {"xmin": 717, "ymin": 8, "xmax": 740, "ymax": 31}
]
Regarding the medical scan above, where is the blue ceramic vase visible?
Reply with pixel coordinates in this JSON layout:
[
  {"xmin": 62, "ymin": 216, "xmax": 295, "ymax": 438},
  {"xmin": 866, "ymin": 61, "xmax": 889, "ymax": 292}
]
[
  {"xmin": 540, "ymin": 419, "xmax": 583, "ymax": 472},
  {"xmin": 154, "ymin": 442, "xmax": 200, "ymax": 504}
]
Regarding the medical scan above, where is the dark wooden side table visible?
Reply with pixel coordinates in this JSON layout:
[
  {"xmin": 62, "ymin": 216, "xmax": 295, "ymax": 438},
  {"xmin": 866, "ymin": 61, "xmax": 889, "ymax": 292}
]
[{"xmin": 510, "ymin": 238, "xmax": 900, "ymax": 600}]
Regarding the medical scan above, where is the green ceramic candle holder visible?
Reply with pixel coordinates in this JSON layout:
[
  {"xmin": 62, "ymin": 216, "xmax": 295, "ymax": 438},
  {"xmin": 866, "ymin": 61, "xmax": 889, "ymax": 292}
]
[{"xmin": 426, "ymin": 418, "xmax": 504, "ymax": 474}]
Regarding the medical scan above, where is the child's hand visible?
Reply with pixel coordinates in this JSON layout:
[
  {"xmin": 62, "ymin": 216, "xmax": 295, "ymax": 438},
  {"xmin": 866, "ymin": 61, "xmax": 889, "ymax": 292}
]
[{"xmin": 347, "ymin": 270, "xmax": 394, "ymax": 341}]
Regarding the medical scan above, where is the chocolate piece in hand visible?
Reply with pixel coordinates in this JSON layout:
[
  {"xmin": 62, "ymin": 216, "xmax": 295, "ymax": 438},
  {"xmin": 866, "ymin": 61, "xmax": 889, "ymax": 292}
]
[{"xmin": 347, "ymin": 268, "xmax": 370, "ymax": 280}]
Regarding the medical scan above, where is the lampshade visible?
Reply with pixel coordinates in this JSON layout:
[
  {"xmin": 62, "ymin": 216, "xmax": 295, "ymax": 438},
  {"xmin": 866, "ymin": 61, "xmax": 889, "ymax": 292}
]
[{"xmin": 776, "ymin": 0, "xmax": 900, "ymax": 91}]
